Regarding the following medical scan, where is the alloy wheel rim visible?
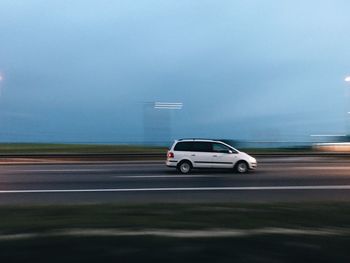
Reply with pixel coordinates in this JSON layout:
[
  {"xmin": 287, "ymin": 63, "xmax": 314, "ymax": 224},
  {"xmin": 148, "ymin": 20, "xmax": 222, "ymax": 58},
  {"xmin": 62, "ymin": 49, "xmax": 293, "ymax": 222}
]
[
  {"xmin": 238, "ymin": 163, "xmax": 247, "ymax": 173},
  {"xmin": 181, "ymin": 163, "xmax": 190, "ymax": 173}
]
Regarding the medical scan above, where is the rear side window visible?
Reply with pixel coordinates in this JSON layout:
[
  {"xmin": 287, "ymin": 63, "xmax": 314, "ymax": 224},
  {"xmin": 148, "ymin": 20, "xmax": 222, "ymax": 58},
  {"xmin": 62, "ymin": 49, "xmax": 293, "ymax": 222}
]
[
  {"xmin": 193, "ymin": 142, "xmax": 212, "ymax": 152},
  {"xmin": 174, "ymin": 142, "xmax": 194, "ymax": 151}
]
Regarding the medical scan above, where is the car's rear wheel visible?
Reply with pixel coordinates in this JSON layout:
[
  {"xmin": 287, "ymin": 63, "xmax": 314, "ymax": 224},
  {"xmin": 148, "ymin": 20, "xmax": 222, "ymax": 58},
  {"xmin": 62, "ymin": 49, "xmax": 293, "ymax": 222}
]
[
  {"xmin": 177, "ymin": 161, "xmax": 192, "ymax": 174},
  {"xmin": 235, "ymin": 161, "xmax": 248, "ymax": 173}
]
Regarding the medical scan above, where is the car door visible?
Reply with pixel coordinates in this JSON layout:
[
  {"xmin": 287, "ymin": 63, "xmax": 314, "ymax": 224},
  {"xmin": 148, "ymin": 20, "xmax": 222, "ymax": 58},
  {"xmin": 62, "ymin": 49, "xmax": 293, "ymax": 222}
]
[
  {"xmin": 191, "ymin": 142, "xmax": 213, "ymax": 168},
  {"xmin": 173, "ymin": 141, "xmax": 195, "ymax": 163},
  {"xmin": 211, "ymin": 142, "xmax": 237, "ymax": 168}
]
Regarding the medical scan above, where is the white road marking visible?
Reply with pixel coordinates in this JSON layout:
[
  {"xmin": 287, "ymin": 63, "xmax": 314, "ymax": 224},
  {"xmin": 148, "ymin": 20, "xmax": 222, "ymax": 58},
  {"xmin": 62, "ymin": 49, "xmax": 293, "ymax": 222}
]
[
  {"xmin": 9, "ymin": 164, "xmax": 350, "ymax": 173},
  {"xmin": 2, "ymin": 185, "xmax": 350, "ymax": 194},
  {"xmin": 288, "ymin": 167, "xmax": 350, "ymax": 170},
  {"xmin": 246, "ymin": 166, "xmax": 350, "ymax": 171},
  {"xmin": 10, "ymin": 169, "xmax": 114, "ymax": 173}
]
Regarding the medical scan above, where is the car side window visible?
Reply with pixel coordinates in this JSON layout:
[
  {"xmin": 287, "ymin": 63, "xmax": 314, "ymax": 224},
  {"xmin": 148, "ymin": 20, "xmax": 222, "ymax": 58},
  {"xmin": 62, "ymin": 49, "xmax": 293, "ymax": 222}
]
[
  {"xmin": 193, "ymin": 142, "xmax": 212, "ymax": 152},
  {"xmin": 174, "ymin": 142, "xmax": 194, "ymax": 151},
  {"xmin": 212, "ymin": 143, "xmax": 232, "ymax": 153}
]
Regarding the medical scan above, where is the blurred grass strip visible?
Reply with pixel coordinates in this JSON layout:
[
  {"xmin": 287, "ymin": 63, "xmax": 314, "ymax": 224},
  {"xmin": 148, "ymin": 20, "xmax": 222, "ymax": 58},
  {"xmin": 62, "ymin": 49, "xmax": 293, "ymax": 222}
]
[
  {"xmin": 1, "ymin": 203, "xmax": 350, "ymax": 234},
  {"xmin": 0, "ymin": 143, "xmax": 166, "ymax": 154},
  {"xmin": 0, "ymin": 143, "xmax": 313, "ymax": 155}
]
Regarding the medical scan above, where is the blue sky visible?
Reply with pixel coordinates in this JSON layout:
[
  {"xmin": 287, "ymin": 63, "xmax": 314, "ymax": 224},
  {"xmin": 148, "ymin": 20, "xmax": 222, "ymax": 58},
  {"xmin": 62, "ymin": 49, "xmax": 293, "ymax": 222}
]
[{"xmin": 0, "ymin": 1, "xmax": 350, "ymax": 143}]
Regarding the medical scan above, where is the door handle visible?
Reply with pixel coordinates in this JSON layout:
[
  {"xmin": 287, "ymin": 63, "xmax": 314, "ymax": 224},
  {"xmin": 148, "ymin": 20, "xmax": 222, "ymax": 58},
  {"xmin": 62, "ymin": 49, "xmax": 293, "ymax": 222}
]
[
  {"xmin": 191, "ymin": 154, "xmax": 196, "ymax": 156},
  {"xmin": 213, "ymin": 155, "xmax": 217, "ymax": 157}
]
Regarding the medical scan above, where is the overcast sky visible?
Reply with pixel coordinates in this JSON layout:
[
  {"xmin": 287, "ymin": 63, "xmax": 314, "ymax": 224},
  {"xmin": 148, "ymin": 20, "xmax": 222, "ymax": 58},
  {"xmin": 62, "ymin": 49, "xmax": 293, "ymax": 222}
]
[{"xmin": 0, "ymin": 0, "xmax": 350, "ymax": 143}]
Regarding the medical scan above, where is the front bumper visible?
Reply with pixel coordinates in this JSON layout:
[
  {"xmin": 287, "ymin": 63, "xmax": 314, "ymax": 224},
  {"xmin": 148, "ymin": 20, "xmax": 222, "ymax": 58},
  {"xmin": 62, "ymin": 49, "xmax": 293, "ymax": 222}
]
[{"xmin": 249, "ymin": 162, "xmax": 257, "ymax": 170}]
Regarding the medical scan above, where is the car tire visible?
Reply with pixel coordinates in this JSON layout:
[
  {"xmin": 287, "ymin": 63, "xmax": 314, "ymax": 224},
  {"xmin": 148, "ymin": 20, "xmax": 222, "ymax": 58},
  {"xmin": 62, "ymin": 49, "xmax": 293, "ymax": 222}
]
[
  {"xmin": 177, "ymin": 161, "xmax": 192, "ymax": 174},
  {"xmin": 235, "ymin": 161, "xmax": 248, "ymax": 174}
]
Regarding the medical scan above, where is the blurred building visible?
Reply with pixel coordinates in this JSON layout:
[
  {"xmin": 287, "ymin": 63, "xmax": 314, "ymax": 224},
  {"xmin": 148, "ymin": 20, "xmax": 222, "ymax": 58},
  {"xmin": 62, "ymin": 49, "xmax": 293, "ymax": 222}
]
[{"xmin": 143, "ymin": 102, "xmax": 184, "ymax": 146}]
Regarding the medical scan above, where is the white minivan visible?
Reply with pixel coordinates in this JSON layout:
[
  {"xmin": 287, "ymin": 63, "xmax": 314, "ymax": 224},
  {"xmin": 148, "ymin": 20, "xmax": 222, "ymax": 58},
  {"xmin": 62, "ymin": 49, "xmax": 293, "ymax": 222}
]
[{"xmin": 166, "ymin": 139, "xmax": 257, "ymax": 174}]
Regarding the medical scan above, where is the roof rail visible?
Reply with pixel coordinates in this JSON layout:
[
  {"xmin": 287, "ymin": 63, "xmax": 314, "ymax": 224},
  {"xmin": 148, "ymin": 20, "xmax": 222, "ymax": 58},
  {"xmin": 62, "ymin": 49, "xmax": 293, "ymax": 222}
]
[{"xmin": 178, "ymin": 138, "xmax": 215, "ymax": 141}]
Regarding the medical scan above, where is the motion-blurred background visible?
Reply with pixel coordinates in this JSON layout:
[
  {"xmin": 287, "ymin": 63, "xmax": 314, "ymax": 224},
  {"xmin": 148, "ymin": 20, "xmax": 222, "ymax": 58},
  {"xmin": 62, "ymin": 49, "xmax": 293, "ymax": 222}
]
[{"xmin": 1, "ymin": 1, "xmax": 350, "ymax": 147}]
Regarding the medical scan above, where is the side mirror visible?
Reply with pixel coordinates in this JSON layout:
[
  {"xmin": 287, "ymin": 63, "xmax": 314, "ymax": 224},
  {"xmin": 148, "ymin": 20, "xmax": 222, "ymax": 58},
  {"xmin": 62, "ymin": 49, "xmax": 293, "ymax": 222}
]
[{"xmin": 228, "ymin": 150, "xmax": 233, "ymax": 154}]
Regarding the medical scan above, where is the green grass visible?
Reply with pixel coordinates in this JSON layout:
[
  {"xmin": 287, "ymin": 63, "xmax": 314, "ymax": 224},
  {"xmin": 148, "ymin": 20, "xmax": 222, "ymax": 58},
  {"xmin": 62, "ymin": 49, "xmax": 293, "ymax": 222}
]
[
  {"xmin": 244, "ymin": 146, "xmax": 312, "ymax": 153},
  {"xmin": 0, "ymin": 143, "xmax": 166, "ymax": 154},
  {"xmin": 1, "ymin": 203, "xmax": 350, "ymax": 262},
  {"xmin": 0, "ymin": 143, "xmax": 314, "ymax": 155}
]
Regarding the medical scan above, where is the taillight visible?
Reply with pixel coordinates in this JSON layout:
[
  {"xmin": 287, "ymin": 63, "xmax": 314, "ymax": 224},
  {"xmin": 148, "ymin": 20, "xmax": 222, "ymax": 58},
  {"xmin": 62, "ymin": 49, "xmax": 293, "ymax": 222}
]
[{"xmin": 167, "ymin": 152, "xmax": 174, "ymax": 158}]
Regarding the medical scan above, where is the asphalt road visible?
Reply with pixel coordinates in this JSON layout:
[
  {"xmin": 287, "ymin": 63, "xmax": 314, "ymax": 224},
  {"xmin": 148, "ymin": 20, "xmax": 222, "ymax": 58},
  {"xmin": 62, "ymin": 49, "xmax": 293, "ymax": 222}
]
[{"xmin": 1, "ymin": 156, "xmax": 350, "ymax": 204}]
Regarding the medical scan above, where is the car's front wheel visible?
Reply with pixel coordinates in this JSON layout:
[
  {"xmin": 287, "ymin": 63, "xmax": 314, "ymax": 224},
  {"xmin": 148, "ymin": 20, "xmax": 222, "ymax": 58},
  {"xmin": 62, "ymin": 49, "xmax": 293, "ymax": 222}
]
[
  {"xmin": 235, "ymin": 161, "xmax": 248, "ymax": 173},
  {"xmin": 177, "ymin": 161, "xmax": 192, "ymax": 174}
]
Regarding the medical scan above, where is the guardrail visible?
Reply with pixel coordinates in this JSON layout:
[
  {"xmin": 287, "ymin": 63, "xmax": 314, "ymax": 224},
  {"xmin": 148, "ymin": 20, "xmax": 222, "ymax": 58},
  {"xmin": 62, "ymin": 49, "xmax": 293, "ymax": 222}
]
[{"xmin": 0, "ymin": 153, "xmax": 165, "ymax": 161}]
